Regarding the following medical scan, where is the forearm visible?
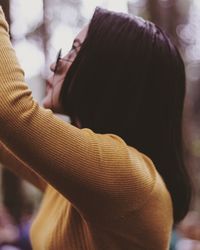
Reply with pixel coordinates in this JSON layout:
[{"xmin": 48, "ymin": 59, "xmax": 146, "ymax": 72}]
[{"xmin": 0, "ymin": 7, "xmax": 155, "ymax": 219}]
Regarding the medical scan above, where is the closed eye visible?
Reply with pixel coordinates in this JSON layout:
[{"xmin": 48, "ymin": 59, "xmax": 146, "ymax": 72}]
[{"xmin": 71, "ymin": 39, "xmax": 82, "ymax": 52}]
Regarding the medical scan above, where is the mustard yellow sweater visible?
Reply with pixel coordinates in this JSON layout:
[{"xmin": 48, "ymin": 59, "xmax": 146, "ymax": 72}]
[{"xmin": 0, "ymin": 7, "xmax": 173, "ymax": 250}]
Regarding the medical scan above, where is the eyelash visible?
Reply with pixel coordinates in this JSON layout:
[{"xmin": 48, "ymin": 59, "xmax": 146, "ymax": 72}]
[
  {"xmin": 53, "ymin": 41, "xmax": 81, "ymax": 73},
  {"xmin": 71, "ymin": 44, "xmax": 76, "ymax": 50},
  {"xmin": 70, "ymin": 44, "xmax": 78, "ymax": 54}
]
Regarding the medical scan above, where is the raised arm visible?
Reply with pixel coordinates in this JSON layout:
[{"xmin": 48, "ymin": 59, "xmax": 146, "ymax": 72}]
[{"xmin": 0, "ymin": 7, "xmax": 156, "ymax": 218}]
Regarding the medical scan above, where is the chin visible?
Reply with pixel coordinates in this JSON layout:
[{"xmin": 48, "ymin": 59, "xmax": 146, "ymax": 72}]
[{"xmin": 42, "ymin": 100, "xmax": 51, "ymax": 110}]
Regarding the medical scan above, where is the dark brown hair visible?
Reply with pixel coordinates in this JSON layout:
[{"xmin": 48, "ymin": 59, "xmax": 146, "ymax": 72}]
[{"xmin": 60, "ymin": 7, "xmax": 192, "ymax": 224}]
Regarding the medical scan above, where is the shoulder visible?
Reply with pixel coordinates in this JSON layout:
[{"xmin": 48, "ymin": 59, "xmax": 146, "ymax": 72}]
[{"xmin": 86, "ymin": 130, "xmax": 168, "ymax": 211}]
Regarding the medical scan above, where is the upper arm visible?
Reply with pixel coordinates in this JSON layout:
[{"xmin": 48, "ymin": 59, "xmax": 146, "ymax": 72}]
[{"xmin": 0, "ymin": 8, "xmax": 156, "ymax": 218}]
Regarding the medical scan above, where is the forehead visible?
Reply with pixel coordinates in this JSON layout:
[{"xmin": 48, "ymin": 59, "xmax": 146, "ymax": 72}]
[{"xmin": 75, "ymin": 25, "xmax": 88, "ymax": 44}]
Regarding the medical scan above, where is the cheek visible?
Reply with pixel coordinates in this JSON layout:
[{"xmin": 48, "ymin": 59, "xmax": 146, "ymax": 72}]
[{"xmin": 53, "ymin": 81, "xmax": 63, "ymax": 102}]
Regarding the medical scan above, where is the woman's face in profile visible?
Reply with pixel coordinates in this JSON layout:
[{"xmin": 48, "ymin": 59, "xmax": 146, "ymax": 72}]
[{"xmin": 43, "ymin": 26, "xmax": 88, "ymax": 113}]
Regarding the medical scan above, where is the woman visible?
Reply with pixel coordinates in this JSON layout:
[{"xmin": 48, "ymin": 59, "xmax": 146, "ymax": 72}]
[{"xmin": 0, "ymin": 6, "xmax": 192, "ymax": 250}]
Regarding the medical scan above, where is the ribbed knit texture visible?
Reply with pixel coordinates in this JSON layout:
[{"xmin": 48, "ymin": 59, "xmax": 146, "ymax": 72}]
[{"xmin": 0, "ymin": 7, "xmax": 173, "ymax": 249}]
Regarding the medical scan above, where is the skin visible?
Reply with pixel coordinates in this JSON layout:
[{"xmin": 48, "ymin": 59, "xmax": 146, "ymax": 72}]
[{"xmin": 43, "ymin": 26, "xmax": 88, "ymax": 114}]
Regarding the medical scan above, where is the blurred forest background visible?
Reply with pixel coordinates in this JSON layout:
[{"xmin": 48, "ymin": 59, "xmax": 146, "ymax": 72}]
[{"xmin": 0, "ymin": 0, "xmax": 200, "ymax": 245}]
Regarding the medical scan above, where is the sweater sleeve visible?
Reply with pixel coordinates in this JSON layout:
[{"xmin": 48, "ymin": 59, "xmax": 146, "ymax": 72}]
[
  {"xmin": 0, "ymin": 141, "xmax": 47, "ymax": 191},
  {"xmin": 0, "ymin": 7, "xmax": 156, "ymax": 218}
]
